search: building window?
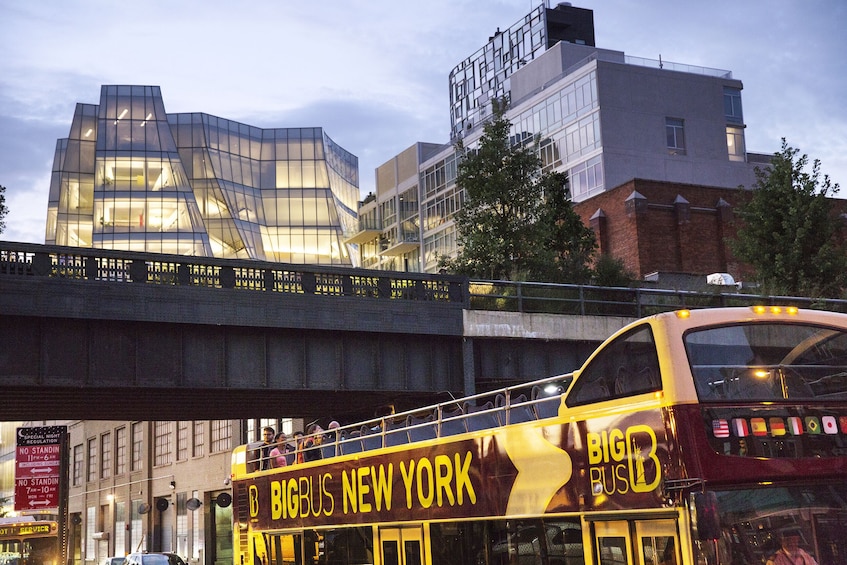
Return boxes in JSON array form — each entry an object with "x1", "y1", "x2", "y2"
[
  {"x1": 177, "y1": 421, "x2": 189, "y2": 461},
  {"x1": 100, "y1": 432, "x2": 111, "y2": 479},
  {"x1": 72, "y1": 445, "x2": 83, "y2": 487},
  {"x1": 131, "y1": 422, "x2": 143, "y2": 472},
  {"x1": 115, "y1": 427, "x2": 126, "y2": 475},
  {"x1": 130, "y1": 501, "x2": 143, "y2": 553},
  {"x1": 726, "y1": 126, "x2": 746, "y2": 162},
  {"x1": 154, "y1": 421, "x2": 173, "y2": 466},
  {"x1": 570, "y1": 155, "x2": 605, "y2": 199},
  {"x1": 192, "y1": 421, "x2": 205, "y2": 457},
  {"x1": 724, "y1": 87, "x2": 743, "y2": 124},
  {"x1": 211, "y1": 420, "x2": 232, "y2": 453},
  {"x1": 177, "y1": 492, "x2": 188, "y2": 557},
  {"x1": 666, "y1": 118, "x2": 686, "y2": 154},
  {"x1": 86, "y1": 438, "x2": 96, "y2": 483},
  {"x1": 114, "y1": 501, "x2": 126, "y2": 556},
  {"x1": 86, "y1": 506, "x2": 96, "y2": 559}
]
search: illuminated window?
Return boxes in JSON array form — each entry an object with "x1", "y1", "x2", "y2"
[{"x1": 727, "y1": 126, "x2": 746, "y2": 162}]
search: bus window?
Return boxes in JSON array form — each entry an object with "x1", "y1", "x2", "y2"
[
  {"x1": 593, "y1": 521, "x2": 630, "y2": 565},
  {"x1": 685, "y1": 322, "x2": 847, "y2": 401},
  {"x1": 319, "y1": 527, "x2": 373, "y2": 565},
  {"x1": 381, "y1": 540, "x2": 399, "y2": 565},
  {"x1": 379, "y1": 527, "x2": 423, "y2": 565},
  {"x1": 262, "y1": 533, "x2": 296, "y2": 565},
  {"x1": 429, "y1": 521, "x2": 488, "y2": 565},
  {"x1": 640, "y1": 535, "x2": 676, "y2": 565},
  {"x1": 403, "y1": 540, "x2": 422, "y2": 565},
  {"x1": 567, "y1": 324, "x2": 660, "y2": 406}
]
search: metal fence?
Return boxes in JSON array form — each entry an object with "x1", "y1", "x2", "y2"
[
  {"x1": 0, "y1": 243, "x2": 465, "y2": 304},
  {"x1": 467, "y1": 279, "x2": 847, "y2": 317},
  {"x1": 4, "y1": 242, "x2": 847, "y2": 317}
]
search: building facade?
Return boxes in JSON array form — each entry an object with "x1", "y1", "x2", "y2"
[
  {"x1": 62, "y1": 419, "x2": 292, "y2": 565},
  {"x1": 348, "y1": 4, "x2": 763, "y2": 276},
  {"x1": 46, "y1": 85, "x2": 360, "y2": 265}
]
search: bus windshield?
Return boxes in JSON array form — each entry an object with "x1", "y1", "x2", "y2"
[{"x1": 685, "y1": 322, "x2": 847, "y2": 401}]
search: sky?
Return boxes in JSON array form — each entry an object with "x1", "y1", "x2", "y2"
[{"x1": 1, "y1": 0, "x2": 845, "y2": 244}]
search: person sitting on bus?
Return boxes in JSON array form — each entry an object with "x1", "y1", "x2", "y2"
[
  {"x1": 293, "y1": 431, "x2": 305, "y2": 464},
  {"x1": 766, "y1": 528, "x2": 817, "y2": 565},
  {"x1": 268, "y1": 432, "x2": 289, "y2": 468},
  {"x1": 303, "y1": 423, "x2": 324, "y2": 462}
]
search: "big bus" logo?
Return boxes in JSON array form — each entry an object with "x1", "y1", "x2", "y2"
[{"x1": 586, "y1": 424, "x2": 660, "y2": 496}]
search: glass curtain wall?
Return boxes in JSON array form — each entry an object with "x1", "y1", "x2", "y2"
[{"x1": 46, "y1": 85, "x2": 359, "y2": 265}]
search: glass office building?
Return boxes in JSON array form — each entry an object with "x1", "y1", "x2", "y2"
[{"x1": 46, "y1": 85, "x2": 359, "y2": 264}]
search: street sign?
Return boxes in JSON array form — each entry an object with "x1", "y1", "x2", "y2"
[{"x1": 15, "y1": 425, "x2": 67, "y2": 511}]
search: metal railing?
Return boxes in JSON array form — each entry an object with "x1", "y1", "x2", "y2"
[
  {"x1": 0, "y1": 242, "x2": 466, "y2": 304},
  {"x1": 245, "y1": 373, "x2": 571, "y2": 467},
  {"x1": 467, "y1": 279, "x2": 847, "y2": 317},
  {"x1": 4, "y1": 241, "x2": 847, "y2": 317}
]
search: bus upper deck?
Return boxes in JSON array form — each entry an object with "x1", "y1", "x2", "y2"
[
  {"x1": 236, "y1": 306, "x2": 847, "y2": 476},
  {"x1": 231, "y1": 306, "x2": 847, "y2": 565}
]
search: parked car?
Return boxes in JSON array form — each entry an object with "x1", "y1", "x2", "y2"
[
  {"x1": 102, "y1": 558, "x2": 126, "y2": 565},
  {"x1": 124, "y1": 553, "x2": 186, "y2": 565}
]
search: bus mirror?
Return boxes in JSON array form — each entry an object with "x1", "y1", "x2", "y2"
[{"x1": 690, "y1": 491, "x2": 720, "y2": 540}]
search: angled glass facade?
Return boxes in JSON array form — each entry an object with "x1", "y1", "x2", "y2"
[{"x1": 46, "y1": 85, "x2": 359, "y2": 264}]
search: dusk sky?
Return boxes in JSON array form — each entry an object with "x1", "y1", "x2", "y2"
[{"x1": 1, "y1": 0, "x2": 845, "y2": 243}]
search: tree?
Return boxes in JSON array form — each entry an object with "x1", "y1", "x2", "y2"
[
  {"x1": 591, "y1": 253, "x2": 635, "y2": 287},
  {"x1": 535, "y1": 171, "x2": 597, "y2": 284},
  {"x1": 731, "y1": 139, "x2": 845, "y2": 297},
  {"x1": 0, "y1": 184, "x2": 8, "y2": 235},
  {"x1": 441, "y1": 99, "x2": 596, "y2": 282}
]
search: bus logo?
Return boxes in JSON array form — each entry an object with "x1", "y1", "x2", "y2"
[{"x1": 587, "y1": 424, "x2": 660, "y2": 496}]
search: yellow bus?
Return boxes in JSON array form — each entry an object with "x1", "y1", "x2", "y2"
[
  {"x1": 0, "y1": 516, "x2": 59, "y2": 565},
  {"x1": 231, "y1": 306, "x2": 847, "y2": 565}
]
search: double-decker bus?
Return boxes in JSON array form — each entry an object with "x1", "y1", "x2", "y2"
[
  {"x1": 0, "y1": 516, "x2": 59, "y2": 565},
  {"x1": 230, "y1": 306, "x2": 847, "y2": 565}
]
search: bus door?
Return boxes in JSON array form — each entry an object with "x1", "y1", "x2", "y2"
[
  {"x1": 592, "y1": 519, "x2": 679, "y2": 565},
  {"x1": 378, "y1": 526, "x2": 426, "y2": 565}
]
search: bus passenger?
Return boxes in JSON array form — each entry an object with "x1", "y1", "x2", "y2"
[
  {"x1": 293, "y1": 431, "x2": 305, "y2": 464},
  {"x1": 259, "y1": 427, "x2": 275, "y2": 470},
  {"x1": 304, "y1": 423, "x2": 324, "y2": 462},
  {"x1": 268, "y1": 433, "x2": 289, "y2": 468}
]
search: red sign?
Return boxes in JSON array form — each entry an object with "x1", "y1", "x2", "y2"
[
  {"x1": 14, "y1": 476, "x2": 60, "y2": 510},
  {"x1": 15, "y1": 426, "x2": 66, "y2": 511}
]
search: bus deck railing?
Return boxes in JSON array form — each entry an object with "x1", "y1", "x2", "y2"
[{"x1": 246, "y1": 373, "x2": 573, "y2": 470}]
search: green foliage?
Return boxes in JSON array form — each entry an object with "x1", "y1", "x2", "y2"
[
  {"x1": 591, "y1": 253, "x2": 635, "y2": 287},
  {"x1": 731, "y1": 139, "x2": 844, "y2": 297},
  {"x1": 535, "y1": 171, "x2": 597, "y2": 283},
  {"x1": 0, "y1": 184, "x2": 7, "y2": 235},
  {"x1": 440, "y1": 99, "x2": 596, "y2": 282}
]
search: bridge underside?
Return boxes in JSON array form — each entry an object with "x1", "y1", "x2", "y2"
[{"x1": 0, "y1": 314, "x2": 464, "y2": 421}]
